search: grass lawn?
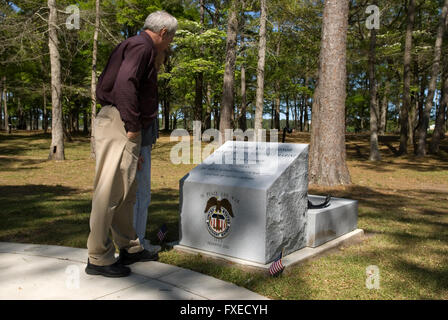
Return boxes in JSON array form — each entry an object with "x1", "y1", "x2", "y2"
[{"x1": 0, "y1": 130, "x2": 447, "y2": 299}]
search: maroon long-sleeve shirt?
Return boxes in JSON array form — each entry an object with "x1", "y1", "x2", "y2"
[{"x1": 96, "y1": 31, "x2": 158, "y2": 132}]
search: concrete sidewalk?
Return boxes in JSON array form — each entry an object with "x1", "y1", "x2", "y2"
[{"x1": 0, "y1": 242, "x2": 268, "y2": 300}]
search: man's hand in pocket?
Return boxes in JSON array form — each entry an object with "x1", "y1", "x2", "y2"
[{"x1": 127, "y1": 131, "x2": 140, "y2": 141}]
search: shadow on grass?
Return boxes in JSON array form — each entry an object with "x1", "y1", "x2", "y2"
[
  {"x1": 394, "y1": 259, "x2": 448, "y2": 298},
  {"x1": 308, "y1": 184, "x2": 448, "y2": 297},
  {"x1": 0, "y1": 132, "x2": 51, "y2": 141},
  {"x1": 0, "y1": 157, "x2": 48, "y2": 172},
  {"x1": 344, "y1": 133, "x2": 448, "y2": 166},
  {"x1": 353, "y1": 159, "x2": 448, "y2": 173},
  {"x1": 0, "y1": 131, "x2": 90, "y2": 157},
  {"x1": 357, "y1": 242, "x2": 448, "y2": 297},
  {"x1": 0, "y1": 185, "x2": 183, "y2": 249},
  {"x1": 0, "y1": 132, "x2": 50, "y2": 156},
  {"x1": 0, "y1": 184, "x2": 91, "y2": 246},
  {"x1": 310, "y1": 185, "x2": 448, "y2": 225}
]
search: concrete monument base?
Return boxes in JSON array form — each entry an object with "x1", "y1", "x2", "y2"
[
  {"x1": 307, "y1": 195, "x2": 358, "y2": 248},
  {"x1": 175, "y1": 193, "x2": 362, "y2": 271},
  {"x1": 174, "y1": 228, "x2": 364, "y2": 272}
]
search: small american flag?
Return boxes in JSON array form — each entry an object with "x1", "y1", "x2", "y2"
[
  {"x1": 269, "y1": 250, "x2": 284, "y2": 276},
  {"x1": 157, "y1": 224, "x2": 168, "y2": 243}
]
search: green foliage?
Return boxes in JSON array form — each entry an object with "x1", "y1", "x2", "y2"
[{"x1": 0, "y1": 0, "x2": 445, "y2": 133}]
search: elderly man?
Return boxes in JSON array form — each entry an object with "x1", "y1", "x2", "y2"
[{"x1": 86, "y1": 11, "x2": 177, "y2": 278}]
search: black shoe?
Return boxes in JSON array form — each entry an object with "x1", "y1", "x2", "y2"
[
  {"x1": 118, "y1": 248, "x2": 159, "y2": 265},
  {"x1": 85, "y1": 259, "x2": 131, "y2": 278}
]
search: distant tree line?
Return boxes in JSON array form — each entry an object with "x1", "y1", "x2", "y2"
[{"x1": 0, "y1": 0, "x2": 447, "y2": 184}]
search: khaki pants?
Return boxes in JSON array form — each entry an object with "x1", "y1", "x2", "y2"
[{"x1": 87, "y1": 105, "x2": 144, "y2": 266}]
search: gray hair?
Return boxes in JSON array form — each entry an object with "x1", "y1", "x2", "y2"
[{"x1": 143, "y1": 11, "x2": 178, "y2": 37}]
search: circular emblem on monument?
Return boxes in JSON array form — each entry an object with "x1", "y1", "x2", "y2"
[{"x1": 204, "y1": 197, "x2": 234, "y2": 239}]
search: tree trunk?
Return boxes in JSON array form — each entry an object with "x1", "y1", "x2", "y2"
[
  {"x1": 63, "y1": 115, "x2": 73, "y2": 142},
  {"x1": 408, "y1": 99, "x2": 416, "y2": 145},
  {"x1": 35, "y1": 107, "x2": 39, "y2": 130},
  {"x1": 232, "y1": 100, "x2": 236, "y2": 128},
  {"x1": 369, "y1": 26, "x2": 381, "y2": 161},
  {"x1": 17, "y1": 97, "x2": 25, "y2": 130},
  {"x1": 76, "y1": 107, "x2": 80, "y2": 133},
  {"x1": 416, "y1": 0, "x2": 448, "y2": 157},
  {"x1": 28, "y1": 105, "x2": 32, "y2": 131},
  {"x1": 300, "y1": 97, "x2": 305, "y2": 131},
  {"x1": 204, "y1": 83, "x2": 212, "y2": 129},
  {"x1": 254, "y1": 0, "x2": 267, "y2": 136},
  {"x1": 0, "y1": 84, "x2": 2, "y2": 131},
  {"x1": 90, "y1": 0, "x2": 100, "y2": 159},
  {"x1": 445, "y1": 103, "x2": 448, "y2": 135},
  {"x1": 30, "y1": 107, "x2": 34, "y2": 130},
  {"x1": 413, "y1": 72, "x2": 426, "y2": 148},
  {"x1": 35, "y1": 106, "x2": 38, "y2": 130},
  {"x1": 379, "y1": 80, "x2": 389, "y2": 135},
  {"x1": 48, "y1": 0, "x2": 65, "y2": 159},
  {"x1": 202, "y1": 0, "x2": 213, "y2": 131},
  {"x1": 34, "y1": 107, "x2": 38, "y2": 130},
  {"x1": 194, "y1": 0, "x2": 205, "y2": 129},
  {"x1": 296, "y1": 96, "x2": 301, "y2": 131},
  {"x1": 286, "y1": 95, "x2": 290, "y2": 129},
  {"x1": 16, "y1": 99, "x2": 22, "y2": 129},
  {"x1": 430, "y1": 51, "x2": 448, "y2": 153},
  {"x1": 164, "y1": 99, "x2": 170, "y2": 131},
  {"x1": 194, "y1": 74, "x2": 203, "y2": 125},
  {"x1": 213, "y1": 107, "x2": 220, "y2": 130},
  {"x1": 293, "y1": 96, "x2": 298, "y2": 130},
  {"x1": 83, "y1": 108, "x2": 88, "y2": 135},
  {"x1": 42, "y1": 102, "x2": 48, "y2": 134},
  {"x1": 0, "y1": 81, "x2": 2, "y2": 131},
  {"x1": 408, "y1": 61, "x2": 418, "y2": 146},
  {"x1": 304, "y1": 75, "x2": 310, "y2": 132},
  {"x1": 274, "y1": 90, "x2": 280, "y2": 129},
  {"x1": 173, "y1": 112, "x2": 178, "y2": 129},
  {"x1": 430, "y1": 80, "x2": 447, "y2": 154},
  {"x1": 161, "y1": 100, "x2": 166, "y2": 130},
  {"x1": 239, "y1": 62, "x2": 247, "y2": 131},
  {"x1": 42, "y1": 84, "x2": 47, "y2": 133},
  {"x1": 219, "y1": 0, "x2": 239, "y2": 141},
  {"x1": 399, "y1": 0, "x2": 416, "y2": 155},
  {"x1": 70, "y1": 109, "x2": 76, "y2": 133},
  {"x1": 164, "y1": 56, "x2": 172, "y2": 131},
  {"x1": 303, "y1": 78, "x2": 312, "y2": 132},
  {"x1": 310, "y1": 81, "x2": 320, "y2": 160},
  {"x1": 304, "y1": 102, "x2": 309, "y2": 132},
  {"x1": 68, "y1": 109, "x2": 72, "y2": 134},
  {"x1": 274, "y1": 40, "x2": 281, "y2": 130},
  {"x1": 408, "y1": 66, "x2": 415, "y2": 144},
  {"x1": 309, "y1": 0, "x2": 351, "y2": 186},
  {"x1": 2, "y1": 76, "x2": 7, "y2": 132}
]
